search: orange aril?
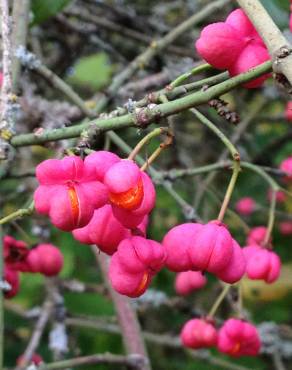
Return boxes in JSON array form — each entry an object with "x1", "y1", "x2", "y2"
[
  {"x1": 134, "y1": 271, "x2": 150, "y2": 296},
  {"x1": 109, "y1": 179, "x2": 143, "y2": 211},
  {"x1": 230, "y1": 342, "x2": 241, "y2": 354},
  {"x1": 68, "y1": 186, "x2": 80, "y2": 226}
]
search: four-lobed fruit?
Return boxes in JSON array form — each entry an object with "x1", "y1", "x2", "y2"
[
  {"x1": 181, "y1": 319, "x2": 217, "y2": 349},
  {"x1": 217, "y1": 318, "x2": 261, "y2": 357},
  {"x1": 175, "y1": 271, "x2": 207, "y2": 296},
  {"x1": 196, "y1": 9, "x2": 270, "y2": 88},
  {"x1": 109, "y1": 236, "x2": 166, "y2": 298}
]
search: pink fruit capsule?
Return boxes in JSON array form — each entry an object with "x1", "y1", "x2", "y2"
[
  {"x1": 104, "y1": 160, "x2": 144, "y2": 211},
  {"x1": 246, "y1": 226, "x2": 270, "y2": 246},
  {"x1": 84, "y1": 150, "x2": 120, "y2": 181},
  {"x1": 243, "y1": 245, "x2": 281, "y2": 283},
  {"x1": 34, "y1": 156, "x2": 108, "y2": 231},
  {"x1": 279, "y1": 221, "x2": 292, "y2": 236},
  {"x1": 267, "y1": 189, "x2": 286, "y2": 203},
  {"x1": 73, "y1": 205, "x2": 131, "y2": 255},
  {"x1": 216, "y1": 239, "x2": 246, "y2": 284},
  {"x1": 196, "y1": 22, "x2": 245, "y2": 69},
  {"x1": 195, "y1": 8, "x2": 270, "y2": 89},
  {"x1": 162, "y1": 223, "x2": 203, "y2": 272},
  {"x1": 280, "y1": 156, "x2": 292, "y2": 181},
  {"x1": 228, "y1": 42, "x2": 270, "y2": 88},
  {"x1": 188, "y1": 220, "x2": 233, "y2": 274},
  {"x1": 217, "y1": 318, "x2": 261, "y2": 357},
  {"x1": 103, "y1": 159, "x2": 156, "y2": 229},
  {"x1": 235, "y1": 197, "x2": 256, "y2": 216},
  {"x1": 226, "y1": 9, "x2": 264, "y2": 44},
  {"x1": 285, "y1": 102, "x2": 292, "y2": 122},
  {"x1": 27, "y1": 244, "x2": 64, "y2": 276},
  {"x1": 181, "y1": 319, "x2": 217, "y2": 349},
  {"x1": 3, "y1": 235, "x2": 30, "y2": 272},
  {"x1": 109, "y1": 236, "x2": 166, "y2": 298},
  {"x1": 175, "y1": 271, "x2": 207, "y2": 296},
  {"x1": 73, "y1": 205, "x2": 148, "y2": 255}
]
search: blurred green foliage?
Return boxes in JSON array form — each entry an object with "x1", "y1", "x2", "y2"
[
  {"x1": 67, "y1": 53, "x2": 113, "y2": 91},
  {"x1": 31, "y1": 0, "x2": 72, "y2": 26}
]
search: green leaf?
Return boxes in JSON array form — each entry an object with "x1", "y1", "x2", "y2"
[
  {"x1": 31, "y1": 0, "x2": 72, "y2": 26},
  {"x1": 67, "y1": 53, "x2": 112, "y2": 91}
]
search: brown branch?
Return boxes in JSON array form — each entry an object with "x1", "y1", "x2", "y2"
[
  {"x1": 95, "y1": 251, "x2": 151, "y2": 370},
  {"x1": 39, "y1": 353, "x2": 147, "y2": 370},
  {"x1": 16, "y1": 299, "x2": 53, "y2": 369}
]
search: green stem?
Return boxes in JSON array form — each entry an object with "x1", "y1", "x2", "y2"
[
  {"x1": 208, "y1": 284, "x2": 231, "y2": 318},
  {"x1": 169, "y1": 63, "x2": 212, "y2": 88},
  {"x1": 263, "y1": 187, "x2": 277, "y2": 247},
  {"x1": 239, "y1": 162, "x2": 280, "y2": 246},
  {"x1": 128, "y1": 127, "x2": 167, "y2": 160},
  {"x1": 217, "y1": 162, "x2": 241, "y2": 222},
  {"x1": 159, "y1": 162, "x2": 228, "y2": 180},
  {"x1": 205, "y1": 186, "x2": 250, "y2": 234},
  {"x1": 191, "y1": 108, "x2": 241, "y2": 221},
  {"x1": 140, "y1": 132, "x2": 173, "y2": 171},
  {"x1": 0, "y1": 201, "x2": 34, "y2": 225},
  {"x1": 10, "y1": 61, "x2": 272, "y2": 147},
  {"x1": 241, "y1": 161, "x2": 279, "y2": 190},
  {"x1": 191, "y1": 108, "x2": 239, "y2": 160}
]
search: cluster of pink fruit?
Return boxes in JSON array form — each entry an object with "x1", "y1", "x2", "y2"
[
  {"x1": 33, "y1": 150, "x2": 283, "y2": 358},
  {"x1": 34, "y1": 152, "x2": 158, "y2": 297},
  {"x1": 196, "y1": 9, "x2": 270, "y2": 88},
  {"x1": 174, "y1": 224, "x2": 280, "y2": 297},
  {"x1": 181, "y1": 318, "x2": 260, "y2": 357},
  {"x1": 3, "y1": 236, "x2": 63, "y2": 299},
  {"x1": 172, "y1": 223, "x2": 280, "y2": 356},
  {"x1": 169, "y1": 222, "x2": 280, "y2": 287}
]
